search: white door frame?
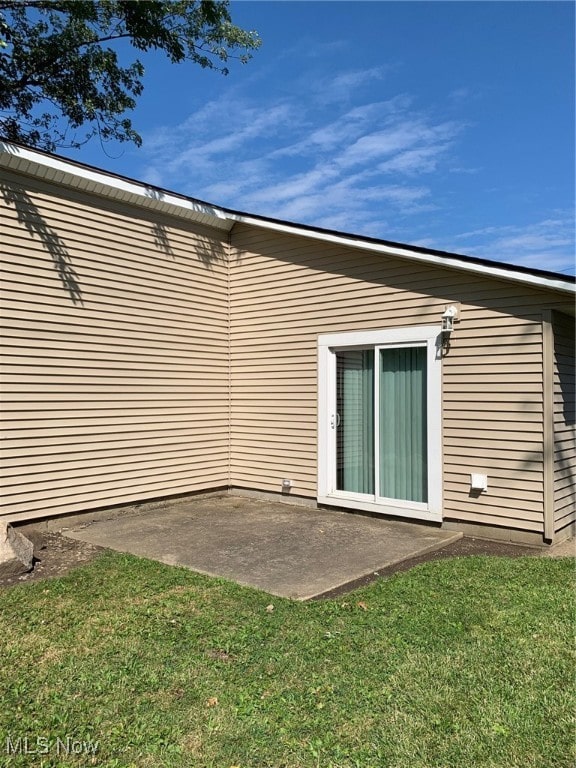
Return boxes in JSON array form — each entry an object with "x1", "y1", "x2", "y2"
[{"x1": 317, "y1": 326, "x2": 443, "y2": 523}]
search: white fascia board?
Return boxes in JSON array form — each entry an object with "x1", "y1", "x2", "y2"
[
  {"x1": 229, "y1": 212, "x2": 576, "y2": 296},
  {"x1": 0, "y1": 141, "x2": 232, "y2": 231}
]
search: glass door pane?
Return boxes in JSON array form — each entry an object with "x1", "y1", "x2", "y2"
[
  {"x1": 336, "y1": 350, "x2": 374, "y2": 494},
  {"x1": 379, "y1": 347, "x2": 427, "y2": 502}
]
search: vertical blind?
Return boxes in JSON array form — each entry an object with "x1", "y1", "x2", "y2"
[
  {"x1": 336, "y1": 350, "x2": 374, "y2": 494},
  {"x1": 379, "y1": 347, "x2": 428, "y2": 502},
  {"x1": 335, "y1": 346, "x2": 427, "y2": 503}
]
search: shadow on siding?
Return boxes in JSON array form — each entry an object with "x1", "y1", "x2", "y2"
[
  {"x1": 144, "y1": 185, "x2": 225, "y2": 267},
  {"x1": 1, "y1": 182, "x2": 83, "y2": 305}
]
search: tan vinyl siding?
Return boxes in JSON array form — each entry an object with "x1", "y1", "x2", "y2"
[
  {"x1": 228, "y1": 223, "x2": 565, "y2": 534},
  {"x1": 2, "y1": 164, "x2": 572, "y2": 538},
  {"x1": 0, "y1": 171, "x2": 229, "y2": 521},
  {"x1": 552, "y1": 312, "x2": 576, "y2": 533}
]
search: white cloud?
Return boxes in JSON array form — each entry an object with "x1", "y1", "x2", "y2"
[
  {"x1": 449, "y1": 216, "x2": 576, "y2": 274},
  {"x1": 140, "y1": 71, "x2": 552, "y2": 262},
  {"x1": 378, "y1": 145, "x2": 448, "y2": 176},
  {"x1": 140, "y1": 87, "x2": 463, "y2": 230},
  {"x1": 314, "y1": 66, "x2": 389, "y2": 104}
]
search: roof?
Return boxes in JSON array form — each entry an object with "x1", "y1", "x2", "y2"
[{"x1": 1, "y1": 139, "x2": 574, "y2": 295}]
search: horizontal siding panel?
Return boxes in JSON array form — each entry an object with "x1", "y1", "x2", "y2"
[
  {"x1": 231, "y1": 452, "x2": 316, "y2": 470},
  {"x1": 231, "y1": 348, "x2": 313, "y2": 360},
  {"x1": 0, "y1": 351, "x2": 226, "y2": 372},
  {"x1": 1, "y1": 474, "x2": 229, "y2": 520},
  {"x1": 230, "y1": 473, "x2": 316, "y2": 493},
  {"x1": 1, "y1": 458, "x2": 226, "y2": 500},
  {"x1": 0, "y1": 371, "x2": 227, "y2": 384},
  {"x1": 0, "y1": 271, "x2": 227, "y2": 322},
  {"x1": 554, "y1": 486, "x2": 575, "y2": 505},
  {"x1": 1, "y1": 280, "x2": 228, "y2": 327},
  {"x1": 231, "y1": 282, "x2": 546, "y2": 314},
  {"x1": 231, "y1": 245, "x2": 523, "y2": 288},
  {"x1": 233, "y1": 270, "x2": 542, "y2": 305},
  {"x1": 231, "y1": 442, "x2": 316, "y2": 459},
  {"x1": 1, "y1": 306, "x2": 226, "y2": 337},
  {"x1": 443, "y1": 507, "x2": 543, "y2": 532},
  {"x1": 445, "y1": 463, "x2": 543, "y2": 480},
  {"x1": 444, "y1": 389, "x2": 542, "y2": 401},
  {"x1": 443, "y1": 486, "x2": 543, "y2": 514},
  {"x1": 2, "y1": 428, "x2": 230, "y2": 452},
  {"x1": 1, "y1": 329, "x2": 228, "y2": 355},
  {"x1": 444, "y1": 481, "x2": 542, "y2": 504},
  {"x1": 555, "y1": 510, "x2": 576, "y2": 529},
  {"x1": 444, "y1": 426, "x2": 542, "y2": 441},
  {"x1": 232, "y1": 288, "x2": 433, "y2": 311},
  {"x1": 230, "y1": 420, "x2": 315, "y2": 434},
  {"x1": 553, "y1": 473, "x2": 576, "y2": 490},
  {"x1": 230, "y1": 366, "x2": 316, "y2": 379},
  {"x1": 1, "y1": 416, "x2": 229, "y2": 437},
  {"x1": 227, "y1": 390, "x2": 315, "y2": 401},
  {"x1": 444, "y1": 471, "x2": 543, "y2": 492},
  {"x1": 2, "y1": 214, "x2": 228, "y2": 265},
  {"x1": 444, "y1": 372, "x2": 543, "y2": 385},
  {"x1": 444, "y1": 402, "x2": 542, "y2": 416},
  {"x1": 439, "y1": 325, "x2": 541, "y2": 341},
  {"x1": 1, "y1": 246, "x2": 228, "y2": 302},
  {"x1": 554, "y1": 465, "x2": 576, "y2": 483},
  {"x1": 231, "y1": 309, "x2": 445, "y2": 331},
  {"x1": 443, "y1": 345, "x2": 541, "y2": 361},
  {"x1": 0, "y1": 392, "x2": 228, "y2": 404},
  {"x1": 2, "y1": 304, "x2": 227, "y2": 341},
  {"x1": 229, "y1": 467, "x2": 315, "y2": 487},
  {"x1": 2, "y1": 210, "x2": 228, "y2": 257},
  {"x1": 0, "y1": 355, "x2": 227, "y2": 372},
  {"x1": 0, "y1": 385, "x2": 228, "y2": 396},
  {"x1": 555, "y1": 443, "x2": 576, "y2": 459},
  {"x1": 232, "y1": 330, "x2": 541, "y2": 354},
  {"x1": 445, "y1": 361, "x2": 544, "y2": 375},
  {"x1": 1, "y1": 404, "x2": 228, "y2": 418},
  {"x1": 2, "y1": 189, "x2": 228, "y2": 270},
  {"x1": 232, "y1": 408, "x2": 316, "y2": 425},
  {"x1": 231, "y1": 383, "x2": 316, "y2": 394},
  {"x1": 1, "y1": 442, "x2": 228, "y2": 469}
]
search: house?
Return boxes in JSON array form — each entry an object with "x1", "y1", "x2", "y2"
[{"x1": 1, "y1": 140, "x2": 574, "y2": 545}]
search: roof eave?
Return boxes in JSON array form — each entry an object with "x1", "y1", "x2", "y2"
[
  {"x1": 228, "y1": 212, "x2": 576, "y2": 295},
  {"x1": 2, "y1": 140, "x2": 574, "y2": 295},
  {"x1": 0, "y1": 140, "x2": 232, "y2": 233}
]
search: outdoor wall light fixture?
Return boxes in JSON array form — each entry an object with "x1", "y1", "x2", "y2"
[{"x1": 441, "y1": 304, "x2": 459, "y2": 339}]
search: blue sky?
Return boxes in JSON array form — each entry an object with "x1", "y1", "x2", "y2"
[{"x1": 71, "y1": 1, "x2": 575, "y2": 275}]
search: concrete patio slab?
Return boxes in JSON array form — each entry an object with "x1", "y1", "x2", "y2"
[{"x1": 63, "y1": 495, "x2": 462, "y2": 600}]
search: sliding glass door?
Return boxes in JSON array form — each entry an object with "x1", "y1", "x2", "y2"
[{"x1": 318, "y1": 327, "x2": 441, "y2": 522}]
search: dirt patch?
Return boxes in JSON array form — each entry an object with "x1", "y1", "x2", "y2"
[{"x1": 0, "y1": 531, "x2": 104, "y2": 590}]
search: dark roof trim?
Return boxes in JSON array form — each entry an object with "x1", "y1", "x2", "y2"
[{"x1": 221, "y1": 204, "x2": 575, "y2": 285}]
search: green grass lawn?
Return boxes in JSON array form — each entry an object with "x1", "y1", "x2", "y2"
[{"x1": 0, "y1": 553, "x2": 574, "y2": 768}]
